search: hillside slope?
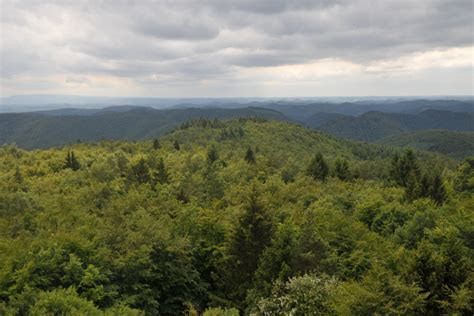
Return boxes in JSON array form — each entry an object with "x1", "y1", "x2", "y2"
[
  {"x1": 317, "y1": 110, "x2": 474, "y2": 142},
  {"x1": 378, "y1": 130, "x2": 474, "y2": 159}
]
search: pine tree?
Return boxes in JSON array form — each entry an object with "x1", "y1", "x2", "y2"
[
  {"x1": 245, "y1": 147, "x2": 256, "y2": 164},
  {"x1": 207, "y1": 145, "x2": 219, "y2": 164},
  {"x1": 154, "y1": 158, "x2": 169, "y2": 185},
  {"x1": 390, "y1": 149, "x2": 420, "y2": 187},
  {"x1": 404, "y1": 173, "x2": 420, "y2": 202},
  {"x1": 173, "y1": 140, "x2": 180, "y2": 151},
  {"x1": 153, "y1": 139, "x2": 161, "y2": 150},
  {"x1": 419, "y1": 175, "x2": 431, "y2": 198},
  {"x1": 307, "y1": 153, "x2": 329, "y2": 181},
  {"x1": 132, "y1": 158, "x2": 150, "y2": 184},
  {"x1": 430, "y1": 175, "x2": 447, "y2": 205},
  {"x1": 334, "y1": 158, "x2": 350, "y2": 181},
  {"x1": 222, "y1": 186, "x2": 274, "y2": 308},
  {"x1": 14, "y1": 166, "x2": 23, "y2": 183},
  {"x1": 64, "y1": 151, "x2": 81, "y2": 171}
]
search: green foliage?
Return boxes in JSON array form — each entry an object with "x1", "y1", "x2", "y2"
[
  {"x1": 307, "y1": 153, "x2": 329, "y2": 181},
  {"x1": 131, "y1": 158, "x2": 150, "y2": 184},
  {"x1": 454, "y1": 157, "x2": 474, "y2": 192},
  {"x1": 207, "y1": 144, "x2": 219, "y2": 164},
  {"x1": 152, "y1": 138, "x2": 161, "y2": 150},
  {"x1": 257, "y1": 274, "x2": 338, "y2": 315},
  {"x1": 173, "y1": 140, "x2": 181, "y2": 150},
  {"x1": 218, "y1": 186, "x2": 274, "y2": 309},
  {"x1": 334, "y1": 158, "x2": 350, "y2": 181},
  {"x1": 203, "y1": 307, "x2": 239, "y2": 316},
  {"x1": 0, "y1": 119, "x2": 471, "y2": 315},
  {"x1": 244, "y1": 146, "x2": 256, "y2": 164},
  {"x1": 154, "y1": 158, "x2": 169, "y2": 185},
  {"x1": 64, "y1": 150, "x2": 81, "y2": 171}
]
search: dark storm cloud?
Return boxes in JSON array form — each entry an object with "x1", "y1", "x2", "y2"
[{"x1": 1, "y1": 0, "x2": 472, "y2": 95}]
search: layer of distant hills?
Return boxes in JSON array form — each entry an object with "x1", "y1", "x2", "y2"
[{"x1": 1, "y1": 97, "x2": 473, "y2": 158}]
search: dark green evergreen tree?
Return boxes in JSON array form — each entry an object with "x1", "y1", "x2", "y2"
[
  {"x1": 14, "y1": 166, "x2": 23, "y2": 183},
  {"x1": 173, "y1": 140, "x2": 180, "y2": 151},
  {"x1": 132, "y1": 158, "x2": 150, "y2": 184},
  {"x1": 245, "y1": 147, "x2": 256, "y2": 164},
  {"x1": 430, "y1": 175, "x2": 447, "y2": 205},
  {"x1": 207, "y1": 145, "x2": 219, "y2": 164},
  {"x1": 154, "y1": 158, "x2": 169, "y2": 185},
  {"x1": 390, "y1": 149, "x2": 420, "y2": 187},
  {"x1": 404, "y1": 173, "x2": 421, "y2": 202},
  {"x1": 307, "y1": 153, "x2": 329, "y2": 181},
  {"x1": 221, "y1": 186, "x2": 274, "y2": 309},
  {"x1": 64, "y1": 151, "x2": 81, "y2": 171},
  {"x1": 419, "y1": 174, "x2": 431, "y2": 198},
  {"x1": 153, "y1": 139, "x2": 161, "y2": 150},
  {"x1": 334, "y1": 158, "x2": 350, "y2": 181}
]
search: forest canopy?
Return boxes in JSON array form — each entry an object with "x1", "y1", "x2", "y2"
[{"x1": 0, "y1": 119, "x2": 472, "y2": 315}]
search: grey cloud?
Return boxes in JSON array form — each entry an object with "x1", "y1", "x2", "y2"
[{"x1": 0, "y1": 0, "x2": 472, "y2": 95}]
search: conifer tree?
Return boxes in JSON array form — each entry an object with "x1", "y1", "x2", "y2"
[
  {"x1": 132, "y1": 158, "x2": 150, "y2": 184},
  {"x1": 14, "y1": 166, "x2": 23, "y2": 183},
  {"x1": 222, "y1": 186, "x2": 274, "y2": 308},
  {"x1": 390, "y1": 149, "x2": 420, "y2": 187},
  {"x1": 153, "y1": 139, "x2": 161, "y2": 150},
  {"x1": 307, "y1": 153, "x2": 329, "y2": 181},
  {"x1": 154, "y1": 158, "x2": 169, "y2": 185},
  {"x1": 207, "y1": 145, "x2": 219, "y2": 164},
  {"x1": 430, "y1": 175, "x2": 447, "y2": 205},
  {"x1": 404, "y1": 173, "x2": 421, "y2": 202},
  {"x1": 245, "y1": 147, "x2": 256, "y2": 164},
  {"x1": 173, "y1": 140, "x2": 180, "y2": 151},
  {"x1": 419, "y1": 175, "x2": 431, "y2": 198},
  {"x1": 334, "y1": 158, "x2": 350, "y2": 181},
  {"x1": 64, "y1": 151, "x2": 81, "y2": 171}
]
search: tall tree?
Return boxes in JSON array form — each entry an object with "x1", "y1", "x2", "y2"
[
  {"x1": 430, "y1": 175, "x2": 447, "y2": 205},
  {"x1": 64, "y1": 151, "x2": 81, "y2": 171},
  {"x1": 221, "y1": 186, "x2": 274, "y2": 309},
  {"x1": 390, "y1": 149, "x2": 420, "y2": 187},
  {"x1": 14, "y1": 166, "x2": 23, "y2": 183},
  {"x1": 245, "y1": 147, "x2": 256, "y2": 164},
  {"x1": 153, "y1": 139, "x2": 161, "y2": 150},
  {"x1": 154, "y1": 158, "x2": 169, "y2": 185},
  {"x1": 132, "y1": 158, "x2": 150, "y2": 184},
  {"x1": 307, "y1": 153, "x2": 329, "y2": 181},
  {"x1": 207, "y1": 145, "x2": 219, "y2": 165},
  {"x1": 173, "y1": 140, "x2": 180, "y2": 151},
  {"x1": 334, "y1": 158, "x2": 350, "y2": 181}
]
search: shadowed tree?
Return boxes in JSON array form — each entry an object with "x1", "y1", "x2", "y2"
[
  {"x1": 64, "y1": 151, "x2": 81, "y2": 171},
  {"x1": 245, "y1": 147, "x2": 256, "y2": 164},
  {"x1": 307, "y1": 153, "x2": 329, "y2": 181},
  {"x1": 335, "y1": 158, "x2": 350, "y2": 181}
]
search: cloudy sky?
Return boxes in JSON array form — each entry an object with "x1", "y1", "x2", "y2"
[{"x1": 1, "y1": 0, "x2": 473, "y2": 97}]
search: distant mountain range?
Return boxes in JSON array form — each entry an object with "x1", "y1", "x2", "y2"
[{"x1": 1, "y1": 98, "x2": 473, "y2": 158}]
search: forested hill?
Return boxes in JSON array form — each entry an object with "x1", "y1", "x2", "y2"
[
  {"x1": 0, "y1": 106, "x2": 287, "y2": 149},
  {"x1": 314, "y1": 110, "x2": 474, "y2": 142},
  {"x1": 1, "y1": 119, "x2": 472, "y2": 315},
  {"x1": 378, "y1": 130, "x2": 474, "y2": 160}
]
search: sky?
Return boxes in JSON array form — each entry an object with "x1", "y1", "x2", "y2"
[{"x1": 1, "y1": 0, "x2": 473, "y2": 97}]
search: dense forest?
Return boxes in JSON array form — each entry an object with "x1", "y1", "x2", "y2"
[
  {"x1": 0, "y1": 118, "x2": 472, "y2": 315},
  {"x1": 1, "y1": 100, "x2": 473, "y2": 161}
]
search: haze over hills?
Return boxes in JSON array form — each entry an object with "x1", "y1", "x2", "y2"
[
  {"x1": 0, "y1": 98, "x2": 473, "y2": 158},
  {"x1": 1, "y1": 98, "x2": 473, "y2": 159}
]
